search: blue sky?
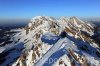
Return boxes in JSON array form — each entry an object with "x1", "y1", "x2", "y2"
[{"x1": 0, "y1": 0, "x2": 100, "y2": 19}]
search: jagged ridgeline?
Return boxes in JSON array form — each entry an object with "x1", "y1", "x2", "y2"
[{"x1": 0, "y1": 16, "x2": 100, "y2": 66}]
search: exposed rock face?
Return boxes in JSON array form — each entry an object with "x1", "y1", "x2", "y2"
[
  {"x1": 25, "y1": 16, "x2": 59, "y2": 35},
  {"x1": 0, "y1": 16, "x2": 100, "y2": 66},
  {"x1": 59, "y1": 17, "x2": 94, "y2": 43}
]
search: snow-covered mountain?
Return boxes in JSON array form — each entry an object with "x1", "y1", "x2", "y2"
[{"x1": 0, "y1": 16, "x2": 100, "y2": 66}]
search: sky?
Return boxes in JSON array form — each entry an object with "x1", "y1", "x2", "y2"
[{"x1": 0, "y1": 0, "x2": 100, "y2": 19}]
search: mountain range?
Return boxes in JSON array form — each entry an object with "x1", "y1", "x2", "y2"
[{"x1": 0, "y1": 16, "x2": 100, "y2": 66}]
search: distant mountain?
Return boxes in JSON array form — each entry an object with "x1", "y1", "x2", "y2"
[
  {"x1": 81, "y1": 17, "x2": 100, "y2": 21},
  {"x1": 0, "y1": 19, "x2": 29, "y2": 28},
  {"x1": 0, "y1": 16, "x2": 100, "y2": 66}
]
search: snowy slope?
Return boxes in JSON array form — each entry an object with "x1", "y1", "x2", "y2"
[
  {"x1": 0, "y1": 16, "x2": 100, "y2": 66},
  {"x1": 34, "y1": 38, "x2": 66, "y2": 66}
]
